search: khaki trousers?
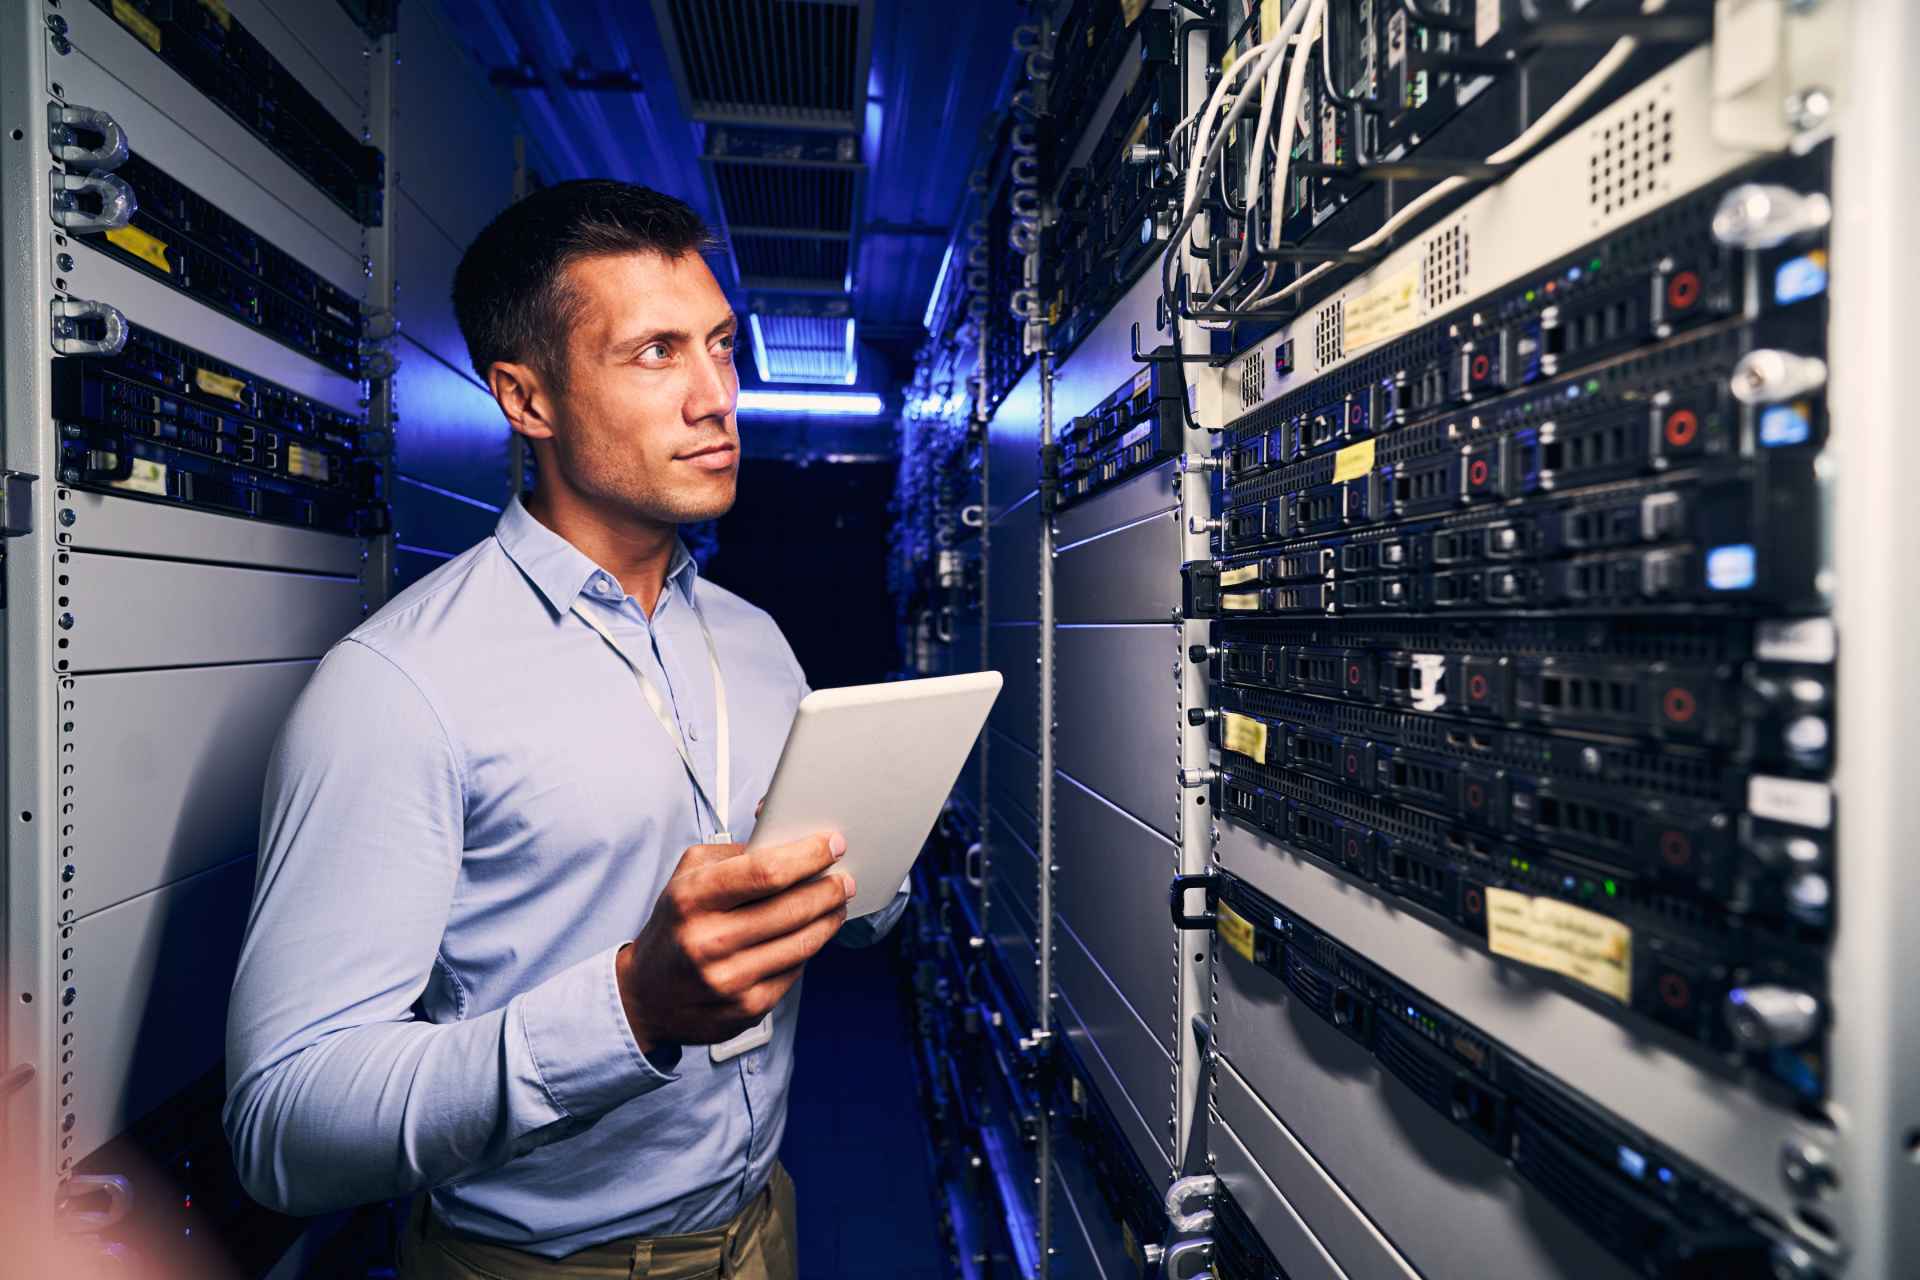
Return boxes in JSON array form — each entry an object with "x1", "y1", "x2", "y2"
[{"x1": 397, "y1": 1164, "x2": 798, "y2": 1280}]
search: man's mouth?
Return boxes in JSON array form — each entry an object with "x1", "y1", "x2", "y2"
[{"x1": 677, "y1": 443, "x2": 738, "y2": 471}]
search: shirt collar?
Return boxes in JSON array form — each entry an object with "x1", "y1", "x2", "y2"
[{"x1": 495, "y1": 496, "x2": 700, "y2": 617}]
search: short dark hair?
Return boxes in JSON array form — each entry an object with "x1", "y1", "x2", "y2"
[{"x1": 451, "y1": 179, "x2": 717, "y2": 389}]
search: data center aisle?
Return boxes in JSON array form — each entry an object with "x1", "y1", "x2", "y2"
[{"x1": 780, "y1": 938, "x2": 945, "y2": 1279}]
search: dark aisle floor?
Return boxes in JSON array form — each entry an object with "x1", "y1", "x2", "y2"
[{"x1": 780, "y1": 932, "x2": 946, "y2": 1280}]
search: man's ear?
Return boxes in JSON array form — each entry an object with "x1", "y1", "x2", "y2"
[{"x1": 488, "y1": 361, "x2": 557, "y2": 443}]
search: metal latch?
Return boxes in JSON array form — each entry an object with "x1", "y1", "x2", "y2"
[
  {"x1": 46, "y1": 103, "x2": 129, "y2": 172},
  {"x1": 0, "y1": 472, "x2": 36, "y2": 537},
  {"x1": 51, "y1": 168, "x2": 136, "y2": 233},
  {"x1": 50, "y1": 297, "x2": 127, "y2": 357}
]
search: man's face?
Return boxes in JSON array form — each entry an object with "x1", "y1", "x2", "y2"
[{"x1": 541, "y1": 250, "x2": 741, "y2": 525}]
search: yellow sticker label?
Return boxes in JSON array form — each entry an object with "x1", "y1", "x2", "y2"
[
  {"x1": 111, "y1": 0, "x2": 163, "y2": 52},
  {"x1": 1216, "y1": 901, "x2": 1257, "y2": 964},
  {"x1": 1120, "y1": 0, "x2": 1149, "y2": 26},
  {"x1": 1221, "y1": 591, "x2": 1263, "y2": 612},
  {"x1": 1220, "y1": 711, "x2": 1269, "y2": 764},
  {"x1": 194, "y1": 368, "x2": 247, "y2": 402},
  {"x1": 1485, "y1": 887, "x2": 1632, "y2": 1003},
  {"x1": 1343, "y1": 269, "x2": 1420, "y2": 353},
  {"x1": 105, "y1": 224, "x2": 173, "y2": 274},
  {"x1": 286, "y1": 445, "x2": 332, "y2": 483},
  {"x1": 1219, "y1": 563, "x2": 1262, "y2": 588},
  {"x1": 1332, "y1": 438, "x2": 1377, "y2": 483},
  {"x1": 110, "y1": 457, "x2": 168, "y2": 496},
  {"x1": 198, "y1": 0, "x2": 233, "y2": 28},
  {"x1": 1261, "y1": 0, "x2": 1285, "y2": 42}
]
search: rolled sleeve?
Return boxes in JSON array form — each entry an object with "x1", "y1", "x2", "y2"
[{"x1": 517, "y1": 943, "x2": 678, "y2": 1119}]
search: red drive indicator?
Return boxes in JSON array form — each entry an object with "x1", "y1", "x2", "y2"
[
  {"x1": 1663, "y1": 687, "x2": 1697, "y2": 724},
  {"x1": 1464, "y1": 886, "x2": 1485, "y2": 918},
  {"x1": 1347, "y1": 662, "x2": 1364, "y2": 687},
  {"x1": 1468, "y1": 673, "x2": 1491, "y2": 703},
  {"x1": 1667, "y1": 270, "x2": 1702, "y2": 312},
  {"x1": 1471, "y1": 352, "x2": 1491, "y2": 383},
  {"x1": 1345, "y1": 750, "x2": 1362, "y2": 778},
  {"x1": 1664, "y1": 408, "x2": 1699, "y2": 448},
  {"x1": 1469, "y1": 458, "x2": 1491, "y2": 487},
  {"x1": 1346, "y1": 835, "x2": 1363, "y2": 865},
  {"x1": 1658, "y1": 972, "x2": 1693, "y2": 1010},
  {"x1": 1465, "y1": 782, "x2": 1486, "y2": 810},
  {"x1": 1659, "y1": 830, "x2": 1693, "y2": 868}
]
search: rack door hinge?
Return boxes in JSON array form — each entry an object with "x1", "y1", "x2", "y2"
[{"x1": 0, "y1": 471, "x2": 37, "y2": 537}]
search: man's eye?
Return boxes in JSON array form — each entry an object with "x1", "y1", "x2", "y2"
[{"x1": 642, "y1": 343, "x2": 671, "y2": 361}]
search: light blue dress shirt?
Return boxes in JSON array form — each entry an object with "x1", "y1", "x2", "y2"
[{"x1": 223, "y1": 496, "x2": 908, "y2": 1256}]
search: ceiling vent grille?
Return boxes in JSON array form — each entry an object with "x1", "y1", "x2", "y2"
[
  {"x1": 654, "y1": 0, "x2": 874, "y2": 131},
  {"x1": 711, "y1": 160, "x2": 858, "y2": 234},
  {"x1": 750, "y1": 311, "x2": 857, "y2": 384},
  {"x1": 731, "y1": 234, "x2": 852, "y2": 291}
]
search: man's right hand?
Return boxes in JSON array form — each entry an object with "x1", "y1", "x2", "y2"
[{"x1": 615, "y1": 833, "x2": 854, "y2": 1053}]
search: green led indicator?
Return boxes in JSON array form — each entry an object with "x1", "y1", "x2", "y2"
[
  {"x1": 1525, "y1": 290, "x2": 1536, "y2": 303},
  {"x1": 1586, "y1": 379, "x2": 1600, "y2": 394},
  {"x1": 1589, "y1": 257, "x2": 1603, "y2": 272},
  {"x1": 1605, "y1": 879, "x2": 1618, "y2": 896}
]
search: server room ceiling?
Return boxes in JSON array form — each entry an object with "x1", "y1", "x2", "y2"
[{"x1": 439, "y1": 0, "x2": 1024, "y2": 419}]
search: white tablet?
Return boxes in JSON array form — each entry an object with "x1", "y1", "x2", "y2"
[{"x1": 747, "y1": 671, "x2": 1002, "y2": 917}]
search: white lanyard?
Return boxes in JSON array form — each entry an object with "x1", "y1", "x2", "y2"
[
  {"x1": 573, "y1": 591, "x2": 772, "y2": 1065},
  {"x1": 571, "y1": 594, "x2": 732, "y2": 842}
]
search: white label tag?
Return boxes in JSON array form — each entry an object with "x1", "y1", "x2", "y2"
[
  {"x1": 709, "y1": 1013, "x2": 773, "y2": 1063},
  {"x1": 1755, "y1": 617, "x2": 1836, "y2": 665},
  {"x1": 1748, "y1": 775, "x2": 1833, "y2": 830}
]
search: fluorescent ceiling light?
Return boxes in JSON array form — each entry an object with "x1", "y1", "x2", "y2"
[
  {"x1": 738, "y1": 390, "x2": 886, "y2": 417},
  {"x1": 923, "y1": 240, "x2": 955, "y2": 330},
  {"x1": 747, "y1": 313, "x2": 774, "y2": 384}
]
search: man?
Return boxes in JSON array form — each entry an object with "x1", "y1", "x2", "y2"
[{"x1": 224, "y1": 180, "x2": 907, "y2": 1279}]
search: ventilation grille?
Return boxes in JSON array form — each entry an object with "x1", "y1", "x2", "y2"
[
  {"x1": 1240, "y1": 347, "x2": 1269, "y2": 410},
  {"x1": 752, "y1": 313, "x2": 855, "y2": 383},
  {"x1": 1422, "y1": 222, "x2": 1469, "y2": 311},
  {"x1": 1588, "y1": 83, "x2": 1676, "y2": 223},
  {"x1": 660, "y1": 0, "x2": 870, "y2": 129},
  {"x1": 711, "y1": 160, "x2": 857, "y2": 233},
  {"x1": 1315, "y1": 301, "x2": 1345, "y2": 370},
  {"x1": 731, "y1": 234, "x2": 851, "y2": 289}
]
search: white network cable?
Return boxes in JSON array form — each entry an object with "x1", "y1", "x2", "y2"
[
  {"x1": 1195, "y1": 0, "x2": 1328, "y2": 315},
  {"x1": 1248, "y1": 0, "x2": 1671, "y2": 313}
]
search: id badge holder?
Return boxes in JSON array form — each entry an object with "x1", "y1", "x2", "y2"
[{"x1": 709, "y1": 1013, "x2": 773, "y2": 1063}]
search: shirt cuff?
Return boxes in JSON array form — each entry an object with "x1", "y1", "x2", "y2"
[
  {"x1": 517, "y1": 943, "x2": 679, "y2": 1121},
  {"x1": 836, "y1": 876, "x2": 912, "y2": 949}
]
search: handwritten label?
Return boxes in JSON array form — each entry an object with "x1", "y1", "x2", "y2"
[
  {"x1": 1343, "y1": 269, "x2": 1420, "y2": 352},
  {"x1": 1220, "y1": 712, "x2": 1269, "y2": 764},
  {"x1": 110, "y1": 457, "x2": 168, "y2": 497},
  {"x1": 1485, "y1": 888, "x2": 1631, "y2": 1003},
  {"x1": 1221, "y1": 591, "x2": 1263, "y2": 612},
  {"x1": 1332, "y1": 438, "x2": 1376, "y2": 483},
  {"x1": 1217, "y1": 901, "x2": 1256, "y2": 963},
  {"x1": 106, "y1": 224, "x2": 172, "y2": 273},
  {"x1": 194, "y1": 368, "x2": 247, "y2": 402},
  {"x1": 1219, "y1": 563, "x2": 1262, "y2": 588},
  {"x1": 112, "y1": 0, "x2": 163, "y2": 51}
]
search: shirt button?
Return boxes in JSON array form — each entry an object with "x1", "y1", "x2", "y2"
[
  {"x1": 686, "y1": 725, "x2": 698, "y2": 741},
  {"x1": 595, "y1": 578, "x2": 612, "y2": 595}
]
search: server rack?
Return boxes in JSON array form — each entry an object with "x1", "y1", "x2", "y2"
[
  {"x1": 2, "y1": 0, "x2": 531, "y2": 1265},
  {"x1": 894, "y1": 0, "x2": 1920, "y2": 1277}
]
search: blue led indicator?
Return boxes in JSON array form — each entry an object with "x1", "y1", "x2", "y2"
[
  {"x1": 1408, "y1": 1005, "x2": 1417, "y2": 1018},
  {"x1": 1707, "y1": 544, "x2": 1758, "y2": 591},
  {"x1": 1759, "y1": 403, "x2": 1812, "y2": 447},
  {"x1": 1657, "y1": 1167, "x2": 1675, "y2": 1185},
  {"x1": 1618, "y1": 1146, "x2": 1649, "y2": 1180},
  {"x1": 1566, "y1": 385, "x2": 1580, "y2": 400},
  {"x1": 1568, "y1": 266, "x2": 1583, "y2": 282},
  {"x1": 1774, "y1": 253, "x2": 1830, "y2": 306}
]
